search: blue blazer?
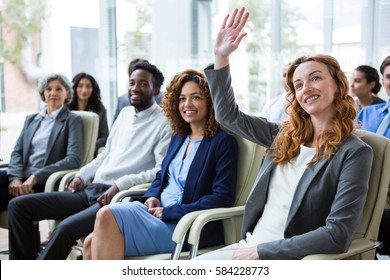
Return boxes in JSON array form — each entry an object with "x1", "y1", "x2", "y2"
[
  {"x1": 7, "y1": 107, "x2": 83, "y2": 186},
  {"x1": 143, "y1": 130, "x2": 238, "y2": 248}
]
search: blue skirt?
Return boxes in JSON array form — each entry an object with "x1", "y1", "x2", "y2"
[{"x1": 107, "y1": 201, "x2": 177, "y2": 257}]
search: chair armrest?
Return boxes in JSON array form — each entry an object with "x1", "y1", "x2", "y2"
[
  {"x1": 168, "y1": 209, "x2": 224, "y2": 260},
  {"x1": 185, "y1": 206, "x2": 245, "y2": 258},
  {"x1": 302, "y1": 238, "x2": 381, "y2": 260},
  {"x1": 187, "y1": 206, "x2": 245, "y2": 245},
  {"x1": 57, "y1": 170, "x2": 79, "y2": 191},
  {"x1": 44, "y1": 169, "x2": 79, "y2": 192},
  {"x1": 111, "y1": 183, "x2": 152, "y2": 203},
  {"x1": 129, "y1": 183, "x2": 151, "y2": 192}
]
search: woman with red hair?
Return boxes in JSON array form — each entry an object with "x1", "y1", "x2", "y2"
[{"x1": 196, "y1": 7, "x2": 373, "y2": 260}]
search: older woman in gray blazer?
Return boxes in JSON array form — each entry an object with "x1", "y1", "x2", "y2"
[
  {"x1": 0, "y1": 73, "x2": 83, "y2": 211},
  {"x1": 196, "y1": 8, "x2": 373, "y2": 260}
]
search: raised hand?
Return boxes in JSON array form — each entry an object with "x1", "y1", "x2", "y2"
[{"x1": 214, "y1": 7, "x2": 250, "y2": 69}]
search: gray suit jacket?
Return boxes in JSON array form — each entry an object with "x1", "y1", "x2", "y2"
[
  {"x1": 7, "y1": 107, "x2": 83, "y2": 186},
  {"x1": 205, "y1": 65, "x2": 373, "y2": 260}
]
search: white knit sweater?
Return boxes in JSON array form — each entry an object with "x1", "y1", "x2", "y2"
[{"x1": 76, "y1": 103, "x2": 171, "y2": 191}]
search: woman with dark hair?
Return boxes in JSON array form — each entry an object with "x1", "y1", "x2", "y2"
[
  {"x1": 0, "y1": 73, "x2": 83, "y2": 211},
  {"x1": 196, "y1": 7, "x2": 373, "y2": 260},
  {"x1": 82, "y1": 69, "x2": 238, "y2": 259},
  {"x1": 69, "y1": 73, "x2": 109, "y2": 153},
  {"x1": 350, "y1": 65, "x2": 385, "y2": 110}
]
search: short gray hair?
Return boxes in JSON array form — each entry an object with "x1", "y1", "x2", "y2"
[{"x1": 37, "y1": 73, "x2": 73, "y2": 103}]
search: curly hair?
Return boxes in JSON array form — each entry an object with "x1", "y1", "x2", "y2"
[
  {"x1": 132, "y1": 62, "x2": 164, "y2": 89},
  {"x1": 37, "y1": 73, "x2": 72, "y2": 104},
  {"x1": 127, "y1": 58, "x2": 149, "y2": 77},
  {"x1": 68, "y1": 72, "x2": 104, "y2": 112},
  {"x1": 161, "y1": 69, "x2": 220, "y2": 137},
  {"x1": 270, "y1": 54, "x2": 357, "y2": 165}
]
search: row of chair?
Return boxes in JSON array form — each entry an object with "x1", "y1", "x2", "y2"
[
  {"x1": 1, "y1": 109, "x2": 390, "y2": 260},
  {"x1": 111, "y1": 130, "x2": 390, "y2": 260}
]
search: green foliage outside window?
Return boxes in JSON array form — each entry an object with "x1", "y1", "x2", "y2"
[{"x1": 0, "y1": 0, "x2": 46, "y2": 66}]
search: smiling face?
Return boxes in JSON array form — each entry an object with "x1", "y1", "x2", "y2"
[
  {"x1": 128, "y1": 69, "x2": 157, "y2": 112},
  {"x1": 76, "y1": 78, "x2": 93, "y2": 102},
  {"x1": 350, "y1": 70, "x2": 374, "y2": 98},
  {"x1": 178, "y1": 81, "x2": 208, "y2": 128},
  {"x1": 293, "y1": 61, "x2": 338, "y2": 121},
  {"x1": 44, "y1": 79, "x2": 69, "y2": 113}
]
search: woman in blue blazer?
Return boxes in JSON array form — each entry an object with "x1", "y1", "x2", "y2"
[
  {"x1": 196, "y1": 8, "x2": 373, "y2": 260},
  {"x1": 0, "y1": 73, "x2": 83, "y2": 211},
  {"x1": 82, "y1": 69, "x2": 238, "y2": 259}
]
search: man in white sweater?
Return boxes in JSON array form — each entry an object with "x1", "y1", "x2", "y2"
[{"x1": 8, "y1": 62, "x2": 172, "y2": 260}]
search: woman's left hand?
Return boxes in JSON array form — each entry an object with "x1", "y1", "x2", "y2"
[
  {"x1": 148, "y1": 206, "x2": 163, "y2": 219},
  {"x1": 231, "y1": 246, "x2": 260, "y2": 260}
]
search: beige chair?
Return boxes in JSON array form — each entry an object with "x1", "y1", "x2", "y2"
[
  {"x1": 109, "y1": 134, "x2": 264, "y2": 260},
  {"x1": 0, "y1": 111, "x2": 99, "y2": 229},
  {"x1": 303, "y1": 130, "x2": 390, "y2": 260},
  {"x1": 44, "y1": 111, "x2": 100, "y2": 193},
  {"x1": 187, "y1": 130, "x2": 390, "y2": 260},
  {"x1": 45, "y1": 111, "x2": 100, "y2": 231}
]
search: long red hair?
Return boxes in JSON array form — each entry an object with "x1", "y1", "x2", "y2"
[{"x1": 270, "y1": 54, "x2": 356, "y2": 165}]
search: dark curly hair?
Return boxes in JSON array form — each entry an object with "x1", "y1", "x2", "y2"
[
  {"x1": 68, "y1": 72, "x2": 103, "y2": 112},
  {"x1": 161, "y1": 69, "x2": 220, "y2": 137},
  {"x1": 132, "y1": 62, "x2": 164, "y2": 89},
  {"x1": 127, "y1": 58, "x2": 149, "y2": 77}
]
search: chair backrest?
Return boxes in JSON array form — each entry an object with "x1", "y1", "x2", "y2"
[
  {"x1": 0, "y1": 111, "x2": 100, "y2": 229},
  {"x1": 354, "y1": 130, "x2": 390, "y2": 241},
  {"x1": 222, "y1": 134, "x2": 263, "y2": 244},
  {"x1": 233, "y1": 134, "x2": 264, "y2": 206},
  {"x1": 71, "y1": 111, "x2": 100, "y2": 166}
]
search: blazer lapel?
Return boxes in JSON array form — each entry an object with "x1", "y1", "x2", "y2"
[
  {"x1": 182, "y1": 137, "x2": 210, "y2": 202},
  {"x1": 23, "y1": 115, "x2": 42, "y2": 164},
  {"x1": 160, "y1": 136, "x2": 186, "y2": 184},
  {"x1": 285, "y1": 157, "x2": 328, "y2": 226},
  {"x1": 44, "y1": 108, "x2": 67, "y2": 163}
]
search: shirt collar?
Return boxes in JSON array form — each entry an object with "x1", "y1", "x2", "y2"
[
  {"x1": 39, "y1": 106, "x2": 63, "y2": 119},
  {"x1": 134, "y1": 102, "x2": 157, "y2": 119},
  {"x1": 379, "y1": 100, "x2": 390, "y2": 114}
]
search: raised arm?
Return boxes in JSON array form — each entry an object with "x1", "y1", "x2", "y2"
[{"x1": 214, "y1": 7, "x2": 249, "y2": 69}]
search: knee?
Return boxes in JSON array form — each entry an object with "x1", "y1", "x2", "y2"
[
  {"x1": 7, "y1": 196, "x2": 24, "y2": 216},
  {"x1": 95, "y1": 206, "x2": 114, "y2": 228}
]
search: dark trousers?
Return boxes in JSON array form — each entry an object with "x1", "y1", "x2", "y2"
[
  {"x1": 8, "y1": 183, "x2": 110, "y2": 259},
  {"x1": 0, "y1": 170, "x2": 44, "y2": 211},
  {"x1": 378, "y1": 208, "x2": 390, "y2": 255}
]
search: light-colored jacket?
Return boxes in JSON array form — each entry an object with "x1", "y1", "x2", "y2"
[{"x1": 204, "y1": 65, "x2": 373, "y2": 260}]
